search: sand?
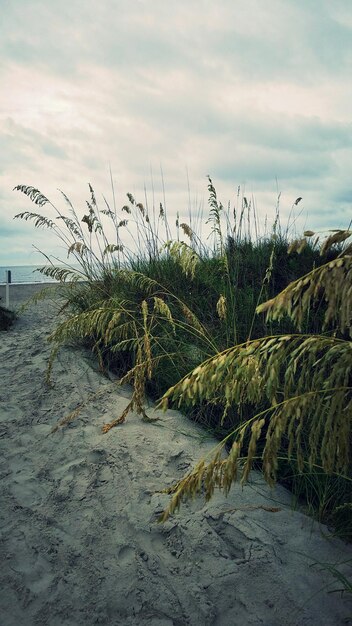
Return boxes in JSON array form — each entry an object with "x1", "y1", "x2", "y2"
[{"x1": 0, "y1": 284, "x2": 351, "y2": 626}]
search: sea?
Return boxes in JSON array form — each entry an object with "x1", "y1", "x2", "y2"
[{"x1": 0, "y1": 265, "x2": 60, "y2": 285}]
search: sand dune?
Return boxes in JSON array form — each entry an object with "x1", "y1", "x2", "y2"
[{"x1": 0, "y1": 285, "x2": 351, "y2": 625}]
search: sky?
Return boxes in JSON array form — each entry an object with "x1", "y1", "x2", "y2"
[{"x1": 1, "y1": 0, "x2": 352, "y2": 266}]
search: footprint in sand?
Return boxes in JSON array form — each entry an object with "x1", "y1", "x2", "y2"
[
  {"x1": 11, "y1": 477, "x2": 48, "y2": 508},
  {"x1": 87, "y1": 448, "x2": 108, "y2": 464},
  {"x1": 117, "y1": 545, "x2": 135, "y2": 566}
]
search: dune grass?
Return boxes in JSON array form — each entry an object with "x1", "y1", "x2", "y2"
[
  {"x1": 0, "y1": 305, "x2": 16, "y2": 331},
  {"x1": 14, "y1": 178, "x2": 352, "y2": 539}
]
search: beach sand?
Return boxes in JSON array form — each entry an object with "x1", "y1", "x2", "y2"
[{"x1": 0, "y1": 285, "x2": 351, "y2": 625}]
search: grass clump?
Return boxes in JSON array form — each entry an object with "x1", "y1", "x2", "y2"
[
  {"x1": 159, "y1": 237, "x2": 352, "y2": 533},
  {"x1": 0, "y1": 305, "x2": 16, "y2": 331},
  {"x1": 14, "y1": 178, "x2": 352, "y2": 538}
]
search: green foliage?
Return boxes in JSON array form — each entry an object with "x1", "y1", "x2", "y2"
[
  {"x1": 159, "y1": 235, "x2": 352, "y2": 523},
  {"x1": 257, "y1": 252, "x2": 352, "y2": 335},
  {"x1": 14, "y1": 178, "x2": 351, "y2": 537}
]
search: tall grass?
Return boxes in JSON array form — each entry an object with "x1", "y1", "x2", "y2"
[{"x1": 14, "y1": 179, "x2": 351, "y2": 538}]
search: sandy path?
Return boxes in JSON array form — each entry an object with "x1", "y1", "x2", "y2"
[{"x1": 0, "y1": 285, "x2": 351, "y2": 625}]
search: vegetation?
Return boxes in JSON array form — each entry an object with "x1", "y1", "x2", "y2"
[
  {"x1": 0, "y1": 304, "x2": 16, "y2": 331},
  {"x1": 14, "y1": 179, "x2": 352, "y2": 538},
  {"x1": 159, "y1": 248, "x2": 352, "y2": 528}
]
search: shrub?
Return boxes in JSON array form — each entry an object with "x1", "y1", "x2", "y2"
[
  {"x1": 158, "y1": 230, "x2": 352, "y2": 532},
  {"x1": 0, "y1": 305, "x2": 16, "y2": 331},
  {"x1": 14, "y1": 180, "x2": 351, "y2": 535}
]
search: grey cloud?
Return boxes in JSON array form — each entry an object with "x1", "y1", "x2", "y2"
[
  {"x1": 290, "y1": 4, "x2": 349, "y2": 66},
  {"x1": 41, "y1": 140, "x2": 67, "y2": 159},
  {"x1": 188, "y1": 1, "x2": 352, "y2": 84},
  {"x1": 116, "y1": 83, "x2": 352, "y2": 154},
  {"x1": 1, "y1": 120, "x2": 67, "y2": 172},
  {"x1": 1, "y1": 0, "x2": 352, "y2": 85},
  {"x1": 232, "y1": 115, "x2": 352, "y2": 153},
  {"x1": 106, "y1": 78, "x2": 351, "y2": 174},
  {"x1": 0, "y1": 0, "x2": 189, "y2": 77},
  {"x1": 0, "y1": 213, "x2": 59, "y2": 263},
  {"x1": 330, "y1": 188, "x2": 352, "y2": 205},
  {"x1": 0, "y1": 220, "x2": 28, "y2": 238},
  {"x1": 208, "y1": 147, "x2": 333, "y2": 184}
]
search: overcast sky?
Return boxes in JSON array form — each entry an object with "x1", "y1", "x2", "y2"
[{"x1": 1, "y1": 0, "x2": 352, "y2": 266}]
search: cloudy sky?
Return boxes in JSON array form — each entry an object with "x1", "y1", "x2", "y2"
[{"x1": 1, "y1": 0, "x2": 352, "y2": 265}]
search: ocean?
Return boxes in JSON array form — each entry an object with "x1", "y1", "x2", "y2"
[{"x1": 0, "y1": 265, "x2": 60, "y2": 285}]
